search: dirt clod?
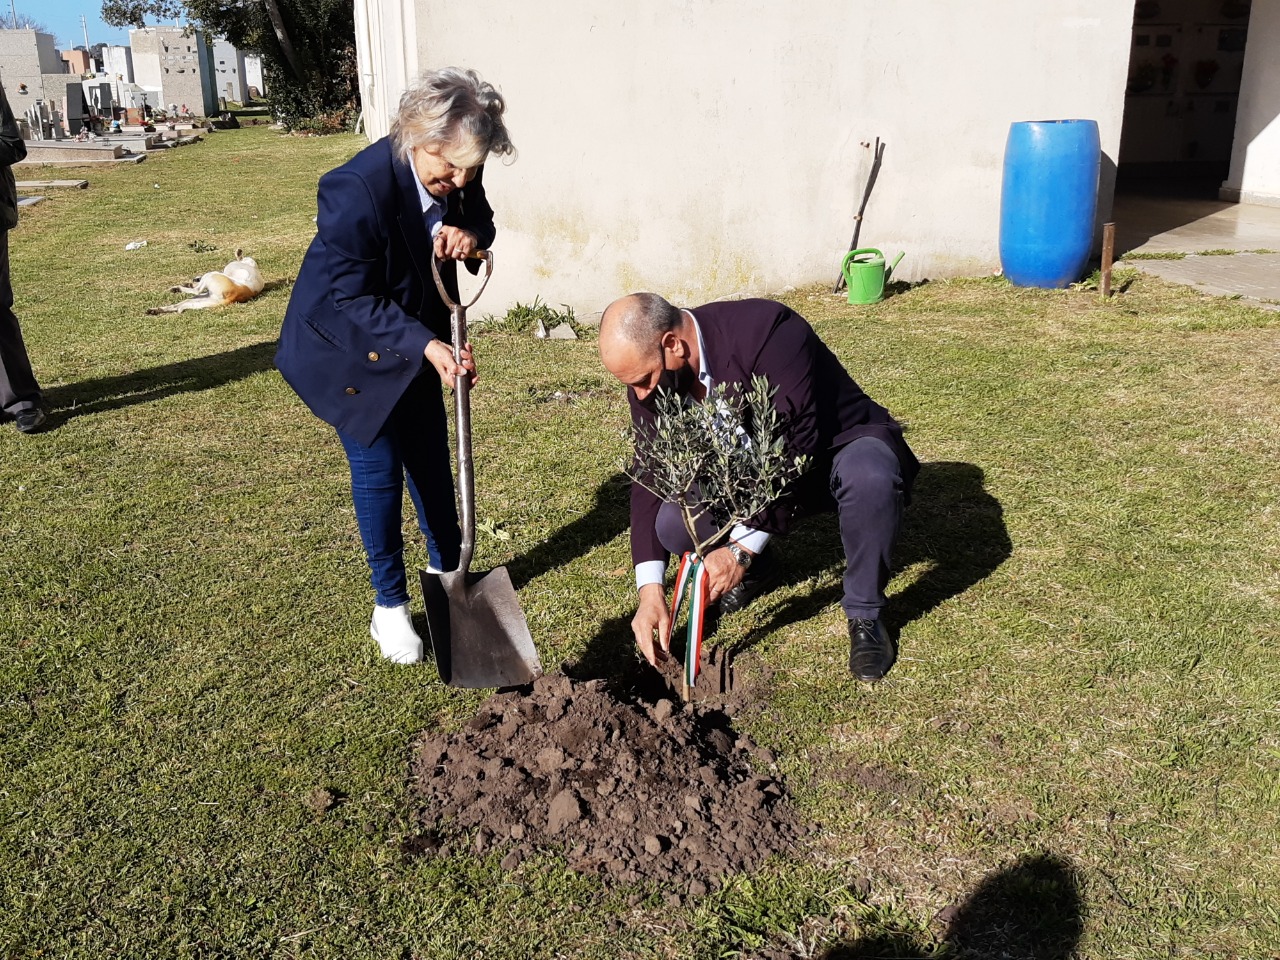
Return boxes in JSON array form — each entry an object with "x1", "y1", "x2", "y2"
[
  {"x1": 409, "y1": 672, "x2": 803, "y2": 889},
  {"x1": 303, "y1": 787, "x2": 341, "y2": 815}
]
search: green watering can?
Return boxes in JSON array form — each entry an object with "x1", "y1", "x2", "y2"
[{"x1": 840, "y1": 248, "x2": 905, "y2": 304}]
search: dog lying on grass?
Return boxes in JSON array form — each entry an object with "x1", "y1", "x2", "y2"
[{"x1": 147, "y1": 249, "x2": 265, "y2": 314}]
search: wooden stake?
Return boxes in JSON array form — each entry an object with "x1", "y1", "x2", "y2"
[
  {"x1": 682, "y1": 677, "x2": 690, "y2": 702},
  {"x1": 1101, "y1": 222, "x2": 1116, "y2": 299}
]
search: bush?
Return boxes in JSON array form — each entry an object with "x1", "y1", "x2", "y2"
[
  {"x1": 286, "y1": 109, "x2": 355, "y2": 136},
  {"x1": 265, "y1": 41, "x2": 359, "y2": 133}
]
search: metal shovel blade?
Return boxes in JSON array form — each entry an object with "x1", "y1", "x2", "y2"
[
  {"x1": 418, "y1": 249, "x2": 540, "y2": 688},
  {"x1": 420, "y1": 565, "x2": 541, "y2": 688}
]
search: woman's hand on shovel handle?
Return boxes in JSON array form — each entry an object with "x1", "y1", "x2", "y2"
[
  {"x1": 434, "y1": 226, "x2": 478, "y2": 261},
  {"x1": 632, "y1": 583, "x2": 670, "y2": 667},
  {"x1": 425, "y1": 338, "x2": 478, "y2": 389}
]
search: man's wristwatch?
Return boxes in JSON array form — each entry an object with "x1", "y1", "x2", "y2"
[{"x1": 727, "y1": 543, "x2": 754, "y2": 569}]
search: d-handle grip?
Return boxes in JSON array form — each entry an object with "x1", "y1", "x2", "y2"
[{"x1": 430, "y1": 249, "x2": 493, "y2": 311}]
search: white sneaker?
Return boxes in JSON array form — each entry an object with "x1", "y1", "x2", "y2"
[{"x1": 370, "y1": 603, "x2": 423, "y2": 664}]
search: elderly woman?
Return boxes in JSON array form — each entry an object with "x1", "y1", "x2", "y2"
[{"x1": 276, "y1": 68, "x2": 514, "y2": 663}]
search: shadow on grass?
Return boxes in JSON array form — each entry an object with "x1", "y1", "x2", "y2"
[
  {"x1": 884, "y1": 277, "x2": 931, "y2": 300},
  {"x1": 506, "y1": 471, "x2": 630, "y2": 591},
  {"x1": 41, "y1": 340, "x2": 279, "y2": 427},
  {"x1": 729, "y1": 460, "x2": 1010, "y2": 658},
  {"x1": 816, "y1": 853, "x2": 1083, "y2": 960},
  {"x1": 570, "y1": 608, "x2": 674, "y2": 702}
]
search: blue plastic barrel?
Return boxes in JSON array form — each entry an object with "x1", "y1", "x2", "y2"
[{"x1": 999, "y1": 119, "x2": 1100, "y2": 288}]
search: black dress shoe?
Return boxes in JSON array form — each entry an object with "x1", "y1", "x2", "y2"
[
  {"x1": 848, "y1": 618, "x2": 896, "y2": 681},
  {"x1": 14, "y1": 407, "x2": 47, "y2": 434},
  {"x1": 719, "y1": 547, "x2": 779, "y2": 615}
]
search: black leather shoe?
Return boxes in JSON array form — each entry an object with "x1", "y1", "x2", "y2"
[
  {"x1": 718, "y1": 547, "x2": 779, "y2": 615},
  {"x1": 14, "y1": 407, "x2": 47, "y2": 434},
  {"x1": 848, "y1": 618, "x2": 896, "y2": 681}
]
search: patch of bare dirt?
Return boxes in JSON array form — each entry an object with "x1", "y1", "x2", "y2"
[{"x1": 407, "y1": 670, "x2": 806, "y2": 898}]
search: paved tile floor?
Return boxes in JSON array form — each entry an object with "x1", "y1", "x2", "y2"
[{"x1": 1112, "y1": 193, "x2": 1280, "y2": 310}]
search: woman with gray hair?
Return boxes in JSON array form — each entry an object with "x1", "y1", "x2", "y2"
[{"x1": 276, "y1": 67, "x2": 514, "y2": 664}]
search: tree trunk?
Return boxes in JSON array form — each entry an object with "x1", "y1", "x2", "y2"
[{"x1": 262, "y1": 0, "x2": 304, "y2": 80}]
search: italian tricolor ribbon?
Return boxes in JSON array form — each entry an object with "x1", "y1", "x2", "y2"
[{"x1": 666, "y1": 551, "x2": 711, "y2": 689}]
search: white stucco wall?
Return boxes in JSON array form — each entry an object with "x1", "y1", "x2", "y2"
[
  {"x1": 403, "y1": 2, "x2": 1132, "y2": 312},
  {"x1": 1222, "y1": 2, "x2": 1280, "y2": 205},
  {"x1": 354, "y1": 0, "x2": 417, "y2": 140}
]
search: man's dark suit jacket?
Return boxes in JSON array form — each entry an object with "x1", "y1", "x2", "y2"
[
  {"x1": 275, "y1": 136, "x2": 495, "y2": 447},
  {"x1": 628, "y1": 298, "x2": 920, "y2": 568}
]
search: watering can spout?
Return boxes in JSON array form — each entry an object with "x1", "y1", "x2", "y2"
[{"x1": 886, "y1": 251, "x2": 906, "y2": 282}]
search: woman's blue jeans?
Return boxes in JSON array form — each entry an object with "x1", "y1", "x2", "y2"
[{"x1": 336, "y1": 374, "x2": 460, "y2": 607}]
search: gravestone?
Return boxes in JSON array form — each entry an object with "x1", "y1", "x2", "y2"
[{"x1": 66, "y1": 86, "x2": 87, "y2": 135}]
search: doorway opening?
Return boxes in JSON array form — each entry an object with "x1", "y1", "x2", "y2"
[{"x1": 1117, "y1": 0, "x2": 1252, "y2": 199}]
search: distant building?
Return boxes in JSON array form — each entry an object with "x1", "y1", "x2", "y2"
[
  {"x1": 61, "y1": 49, "x2": 92, "y2": 76},
  {"x1": 210, "y1": 37, "x2": 246, "y2": 104},
  {"x1": 129, "y1": 25, "x2": 217, "y2": 116},
  {"x1": 0, "y1": 28, "x2": 63, "y2": 100}
]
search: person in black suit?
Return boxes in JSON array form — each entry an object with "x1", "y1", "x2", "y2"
[
  {"x1": 276, "y1": 68, "x2": 514, "y2": 664},
  {"x1": 599, "y1": 293, "x2": 920, "y2": 681},
  {"x1": 0, "y1": 80, "x2": 45, "y2": 434}
]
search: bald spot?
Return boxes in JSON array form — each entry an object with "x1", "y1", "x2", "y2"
[{"x1": 599, "y1": 294, "x2": 654, "y2": 381}]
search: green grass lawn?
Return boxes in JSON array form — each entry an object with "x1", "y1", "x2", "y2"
[{"x1": 2, "y1": 128, "x2": 1278, "y2": 959}]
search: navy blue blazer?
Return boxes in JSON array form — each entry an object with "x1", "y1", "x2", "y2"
[
  {"x1": 628, "y1": 299, "x2": 920, "y2": 567},
  {"x1": 275, "y1": 136, "x2": 496, "y2": 447}
]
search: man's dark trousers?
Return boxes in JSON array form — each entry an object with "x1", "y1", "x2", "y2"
[
  {"x1": 0, "y1": 230, "x2": 41, "y2": 418},
  {"x1": 655, "y1": 436, "x2": 905, "y2": 620}
]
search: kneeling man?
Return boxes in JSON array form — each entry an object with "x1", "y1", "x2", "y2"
[{"x1": 599, "y1": 293, "x2": 919, "y2": 681}]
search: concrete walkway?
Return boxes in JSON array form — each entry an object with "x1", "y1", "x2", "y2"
[{"x1": 1112, "y1": 193, "x2": 1280, "y2": 310}]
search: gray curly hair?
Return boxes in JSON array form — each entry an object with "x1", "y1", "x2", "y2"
[{"x1": 390, "y1": 67, "x2": 515, "y2": 169}]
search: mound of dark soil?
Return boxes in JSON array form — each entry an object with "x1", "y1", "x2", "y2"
[{"x1": 408, "y1": 672, "x2": 805, "y2": 895}]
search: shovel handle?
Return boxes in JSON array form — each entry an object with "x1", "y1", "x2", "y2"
[
  {"x1": 430, "y1": 251, "x2": 494, "y2": 578},
  {"x1": 452, "y1": 329, "x2": 476, "y2": 578}
]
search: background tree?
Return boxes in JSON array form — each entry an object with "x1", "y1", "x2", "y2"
[
  {"x1": 100, "y1": 0, "x2": 359, "y2": 130},
  {"x1": 2, "y1": 12, "x2": 58, "y2": 37}
]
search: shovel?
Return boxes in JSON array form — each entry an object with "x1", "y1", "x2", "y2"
[{"x1": 419, "y1": 250, "x2": 541, "y2": 688}]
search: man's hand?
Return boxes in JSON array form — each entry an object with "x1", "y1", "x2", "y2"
[
  {"x1": 425, "y1": 339, "x2": 478, "y2": 389},
  {"x1": 701, "y1": 546, "x2": 748, "y2": 602},
  {"x1": 632, "y1": 583, "x2": 670, "y2": 667},
  {"x1": 434, "y1": 226, "x2": 479, "y2": 261}
]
